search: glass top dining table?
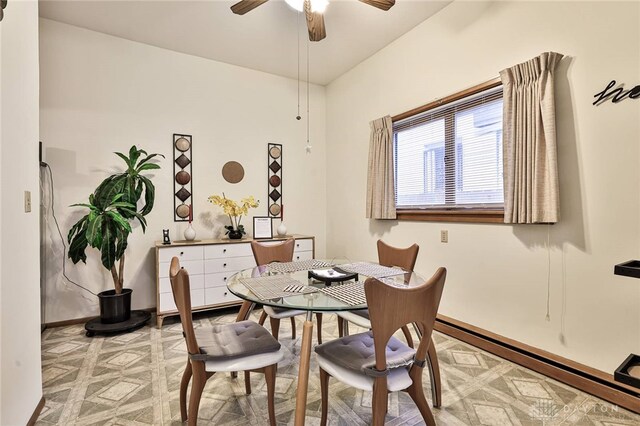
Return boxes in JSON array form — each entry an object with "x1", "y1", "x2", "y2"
[
  {"x1": 226, "y1": 259, "x2": 428, "y2": 426},
  {"x1": 226, "y1": 259, "x2": 426, "y2": 312}
]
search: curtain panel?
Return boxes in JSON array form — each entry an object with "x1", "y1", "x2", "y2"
[
  {"x1": 500, "y1": 51, "x2": 564, "y2": 224},
  {"x1": 366, "y1": 116, "x2": 397, "y2": 219}
]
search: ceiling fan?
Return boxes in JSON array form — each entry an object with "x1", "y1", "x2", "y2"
[{"x1": 230, "y1": 0, "x2": 395, "y2": 42}]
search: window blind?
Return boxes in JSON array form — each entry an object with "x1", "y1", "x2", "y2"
[{"x1": 394, "y1": 87, "x2": 504, "y2": 210}]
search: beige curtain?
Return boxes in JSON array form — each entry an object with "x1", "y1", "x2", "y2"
[
  {"x1": 366, "y1": 116, "x2": 396, "y2": 219},
  {"x1": 500, "y1": 52, "x2": 564, "y2": 224}
]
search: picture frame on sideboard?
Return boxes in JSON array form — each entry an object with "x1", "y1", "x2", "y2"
[{"x1": 253, "y1": 216, "x2": 273, "y2": 239}]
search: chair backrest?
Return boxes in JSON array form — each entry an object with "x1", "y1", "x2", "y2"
[
  {"x1": 169, "y1": 257, "x2": 201, "y2": 356},
  {"x1": 250, "y1": 239, "x2": 295, "y2": 266},
  {"x1": 365, "y1": 267, "x2": 446, "y2": 373},
  {"x1": 377, "y1": 240, "x2": 419, "y2": 272}
]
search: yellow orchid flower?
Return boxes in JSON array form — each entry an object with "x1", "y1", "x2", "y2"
[{"x1": 208, "y1": 194, "x2": 260, "y2": 237}]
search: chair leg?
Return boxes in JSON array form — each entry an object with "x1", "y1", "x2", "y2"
[
  {"x1": 337, "y1": 316, "x2": 344, "y2": 337},
  {"x1": 188, "y1": 362, "x2": 209, "y2": 426},
  {"x1": 319, "y1": 368, "x2": 330, "y2": 426},
  {"x1": 290, "y1": 317, "x2": 297, "y2": 339},
  {"x1": 371, "y1": 378, "x2": 388, "y2": 426},
  {"x1": 316, "y1": 313, "x2": 323, "y2": 344},
  {"x1": 264, "y1": 364, "x2": 277, "y2": 426},
  {"x1": 179, "y1": 359, "x2": 192, "y2": 422},
  {"x1": 407, "y1": 381, "x2": 436, "y2": 426},
  {"x1": 427, "y1": 337, "x2": 442, "y2": 408},
  {"x1": 270, "y1": 317, "x2": 281, "y2": 340},
  {"x1": 401, "y1": 325, "x2": 415, "y2": 348},
  {"x1": 236, "y1": 301, "x2": 254, "y2": 322},
  {"x1": 259, "y1": 311, "x2": 268, "y2": 325},
  {"x1": 244, "y1": 371, "x2": 252, "y2": 395}
]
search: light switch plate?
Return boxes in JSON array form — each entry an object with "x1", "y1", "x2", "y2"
[{"x1": 24, "y1": 191, "x2": 31, "y2": 213}]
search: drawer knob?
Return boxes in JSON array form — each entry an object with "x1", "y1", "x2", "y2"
[
  {"x1": 180, "y1": 251, "x2": 184, "y2": 255},
  {"x1": 223, "y1": 277, "x2": 227, "y2": 281},
  {"x1": 223, "y1": 263, "x2": 227, "y2": 267},
  {"x1": 223, "y1": 249, "x2": 227, "y2": 253},
  {"x1": 224, "y1": 292, "x2": 228, "y2": 296},
  {"x1": 296, "y1": 256, "x2": 300, "y2": 260}
]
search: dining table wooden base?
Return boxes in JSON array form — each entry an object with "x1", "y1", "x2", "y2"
[{"x1": 295, "y1": 313, "x2": 314, "y2": 425}]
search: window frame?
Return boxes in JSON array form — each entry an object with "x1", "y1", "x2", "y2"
[{"x1": 392, "y1": 77, "x2": 505, "y2": 223}]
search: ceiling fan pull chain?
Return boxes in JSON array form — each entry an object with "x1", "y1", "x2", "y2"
[
  {"x1": 296, "y1": 10, "x2": 301, "y2": 121},
  {"x1": 306, "y1": 35, "x2": 312, "y2": 154}
]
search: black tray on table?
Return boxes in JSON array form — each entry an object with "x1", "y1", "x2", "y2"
[{"x1": 308, "y1": 267, "x2": 358, "y2": 285}]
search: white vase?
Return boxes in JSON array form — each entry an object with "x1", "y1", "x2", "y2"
[
  {"x1": 277, "y1": 221, "x2": 287, "y2": 237},
  {"x1": 184, "y1": 223, "x2": 196, "y2": 241}
]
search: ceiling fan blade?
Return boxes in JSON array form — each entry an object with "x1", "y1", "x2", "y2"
[
  {"x1": 304, "y1": 0, "x2": 326, "y2": 42},
  {"x1": 358, "y1": 0, "x2": 395, "y2": 11},
  {"x1": 230, "y1": 0, "x2": 269, "y2": 15}
]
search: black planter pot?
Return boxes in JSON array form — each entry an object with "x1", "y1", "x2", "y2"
[
  {"x1": 98, "y1": 288, "x2": 132, "y2": 324},
  {"x1": 228, "y1": 229, "x2": 243, "y2": 240}
]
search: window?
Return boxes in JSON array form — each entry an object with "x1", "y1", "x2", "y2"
[{"x1": 392, "y1": 81, "x2": 504, "y2": 222}]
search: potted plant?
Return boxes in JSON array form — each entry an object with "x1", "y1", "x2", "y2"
[
  {"x1": 208, "y1": 194, "x2": 259, "y2": 239},
  {"x1": 67, "y1": 146, "x2": 162, "y2": 324}
]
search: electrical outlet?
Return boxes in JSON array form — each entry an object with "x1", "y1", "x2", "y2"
[
  {"x1": 440, "y1": 230, "x2": 448, "y2": 243},
  {"x1": 24, "y1": 191, "x2": 32, "y2": 213}
]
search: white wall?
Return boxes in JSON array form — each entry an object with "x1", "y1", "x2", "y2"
[
  {"x1": 326, "y1": 0, "x2": 640, "y2": 373},
  {"x1": 39, "y1": 19, "x2": 327, "y2": 323},
  {"x1": 0, "y1": 1, "x2": 43, "y2": 423}
]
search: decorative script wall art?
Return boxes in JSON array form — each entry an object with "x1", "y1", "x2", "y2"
[{"x1": 593, "y1": 80, "x2": 640, "y2": 105}]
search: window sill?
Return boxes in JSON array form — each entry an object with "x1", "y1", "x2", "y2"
[{"x1": 396, "y1": 209, "x2": 504, "y2": 224}]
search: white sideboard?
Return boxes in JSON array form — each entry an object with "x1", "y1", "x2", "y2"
[{"x1": 155, "y1": 235, "x2": 315, "y2": 327}]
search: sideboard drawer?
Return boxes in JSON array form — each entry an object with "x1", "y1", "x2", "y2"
[
  {"x1": 158, "y1": 245, "x2": 204, "y2": 263},
  {"x1": 159, "y1": 288, "x2": 204, "y2": 312},
  {"x1": 205, "y1": 287, "x2": 240, "y2": 305},
  {"x1": 204, "y1": 256, "x2": 256, "y2": 274},
  {"x1": 293, "y1": 251, "x2": 313, "y2": 262},
  {"x1": 159, "y1": 293, "x2": 177, "y2": 312},
  {"x1": 159, "y1": 274, "x2": 204, "y2": 294},
  {"x1": 191, "y1": 289, "x2": 205, "y2": 308},
  {"x1": 204, "y1": 272, "x2": 233, "y2": 288},
  {"x1": 204, "y1": 243, "x2": 253, "y2": 259},
  {"x1": 294, "y1": 239, "x2": 313, "y2": 253},
  {"x1": 159, "y1": 260, "x2": 204, "y2": 278}
]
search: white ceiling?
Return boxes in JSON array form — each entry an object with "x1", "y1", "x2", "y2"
[{"x1": 39, "y1": 0, "x2": 451, "y2": 85}]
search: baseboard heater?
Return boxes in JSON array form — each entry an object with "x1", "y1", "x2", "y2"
[{"x1": 434, "y1": 314, "x2": 640, "y2": 414}]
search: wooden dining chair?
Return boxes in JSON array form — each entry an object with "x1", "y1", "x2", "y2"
[
  {"x1": 337, "y1": 240, "x2": 418, "y2": 343},
  {"x1": 315, "y1": 267, "x2": 447, "y2": 426},
  {"x1": 169, "y1": 257, "x2": 284, "y2": 426},
  {"x1": 249, "y1": 239, "x2": 323, "y2": 344},
  {"x1": 335, "y1": 240, "x2": 442, "y2": 407}
]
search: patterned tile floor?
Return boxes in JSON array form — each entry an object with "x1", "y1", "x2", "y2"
[{"x1": 38, "y1": 309, "x2": 640, "y2": 425}]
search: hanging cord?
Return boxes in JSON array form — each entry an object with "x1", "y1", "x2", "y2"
[
  {"x1": 43, "y1": 163, "x2": 98, "y2": 298},
  {"x1": 306, "y1": 34, "x2": 311, "y2": 153},
  {"x1": 545, "y1": 223, "x2": 551, "y2": 321},
  {"x1": 296, "y1": 11, "x2": 301, "y2": 121}
]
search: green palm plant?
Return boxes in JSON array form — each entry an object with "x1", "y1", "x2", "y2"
[{"x1": 67, "y1": 146, "x2": 162, "y2": 294}]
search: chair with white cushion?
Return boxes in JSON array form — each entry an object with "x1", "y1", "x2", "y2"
[
  {"x1": 315, "y1": 267, "x2": 447, "y2": 426},
  {"x1": 336, "y1": 240, "x2": 442, "y2": 407},
  {"x1": 170, "y1": 257, "x2": 284, "y2": 426}
]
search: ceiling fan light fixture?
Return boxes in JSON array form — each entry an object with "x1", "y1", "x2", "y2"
[
  {"x1": 310, "y1": 0, "x2": 328, "y2": 13},
  {"x1": 285, "y1": 0, "x2": 304, "y2": 12}
]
